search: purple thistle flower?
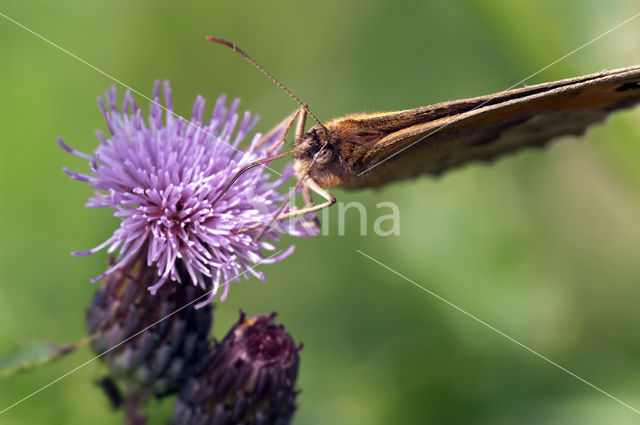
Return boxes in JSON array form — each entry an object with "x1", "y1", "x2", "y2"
[{"x1": 60, "y1": 81, "x2": 315, "y2": 306}]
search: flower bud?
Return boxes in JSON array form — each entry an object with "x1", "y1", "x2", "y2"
[
  {"x1": 87, "y1": 262, "x2": 213, "y2": 398},
  {"x1": 173, "y1": 312, "x2": 301, "y2": 425}
]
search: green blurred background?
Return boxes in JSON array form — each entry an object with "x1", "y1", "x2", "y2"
[{"x1": 2, "y1": 1, "x2": 640, "y2": 424}]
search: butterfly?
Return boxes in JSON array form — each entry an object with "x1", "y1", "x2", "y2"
[{"x1": 208, "y1": 37, "x2": 640, "y2": 230}]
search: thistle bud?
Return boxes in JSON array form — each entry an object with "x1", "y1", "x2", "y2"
[
  {"x1": 173, "y1": 312, "x2": 301, "y2": 425},
  {"x1": 87, "y1": 262, "x2": 213, "y2": 398}
]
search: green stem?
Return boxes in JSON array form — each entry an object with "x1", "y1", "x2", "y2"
[{"x1": 0, "y1": 333, "x2": 98, "y2": 379}]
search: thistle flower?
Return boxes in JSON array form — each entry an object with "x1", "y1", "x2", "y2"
[
  {"x1": 173, "y1": 312, "x2": 301, "y2": 425},
  {"x1": 87, "y1": 260, "x2": 213, "y2": 398},
  {"x1": 60, "y1": 82, "x2": 315, "y2": 305}
]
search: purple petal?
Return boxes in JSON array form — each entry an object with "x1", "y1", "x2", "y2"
[{"x1": 62, "y1": 82, "x2": 318, "y2": 304}]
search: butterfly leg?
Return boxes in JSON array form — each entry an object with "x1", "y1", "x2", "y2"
[
  {"x1": 258, "y1": 177, "x2": 335, "y2": 222},
  {"x1": 301, "y1": 182, "x2": 321, "y2": 228},
  {"x1": 289, "y1": 104, "x2": 308, "y2": 150},
  {"x1": 299, "y1": 176, "x2": 336, "y2": 214},
  {"x1": 254, "y1": 106, "x2": 308, "y2": 154},
  {"x1": 253, "y1": 107, "x2": 299, "y2": 150},
  {"x1": 236, "y1": 177, "x2": 335, "y2": 235},
  {"x1": 251, "y1": 178, "x2": 305, "y2": 241},
  {"x1": 266, "y1": 105, "x2": 307, "y2": 154}
]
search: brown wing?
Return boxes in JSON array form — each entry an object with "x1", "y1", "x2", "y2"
[{"x1": 345, "y1": 66, "x2": 640, "y2": 188}]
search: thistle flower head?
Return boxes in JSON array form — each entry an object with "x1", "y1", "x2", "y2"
[
  {"x1": 60, "y1": 82, "x2": 315, "y2": 305},
  {"x1": 87, "y1": 262, "x2": 213, "y2": 398},
  {"x1": 173, "y1": 312, "x2": 301, "y2": 425}
]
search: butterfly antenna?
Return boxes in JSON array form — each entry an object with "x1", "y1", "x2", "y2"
[{"x1": 207, "y1": 36, "x2": 324, "y2": 128}]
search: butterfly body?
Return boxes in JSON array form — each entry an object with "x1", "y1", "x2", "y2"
[
  {"x1": 294, "y1": 66, "x2": 640, "y2": 191},
  {"x1": 207, "y1": 34, "x2": 640, "y2": 228}
]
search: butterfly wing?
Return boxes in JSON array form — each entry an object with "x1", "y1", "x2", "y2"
[{"x1": 347, "y1": 66, "x2": 640, "y2": 188}]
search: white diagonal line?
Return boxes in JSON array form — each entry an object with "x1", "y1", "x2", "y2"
[
  {"x1": 0, "y1": 250, "x2": 282, "y2": 416},
  {"x1": 357, "y1": 10, "x2": 640, "y2": 177},
  {"x1": 0, "y1": 10, "x2": 282, "y2": 177},
  {"x1": 356, "y1": 249, "x2": 640, "y2": 415}
]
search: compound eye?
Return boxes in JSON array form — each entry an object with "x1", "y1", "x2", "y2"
[{"x1": 313, "y1": 145, "x2": 334, "y2": 165}]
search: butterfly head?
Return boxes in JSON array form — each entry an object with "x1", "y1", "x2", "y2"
[
  {"x1": 293, "y1": 125, "x2": 348, "y2": 187},
  {"x1": 295, "y1": 125, "x2": 334, "y2": 163}
]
